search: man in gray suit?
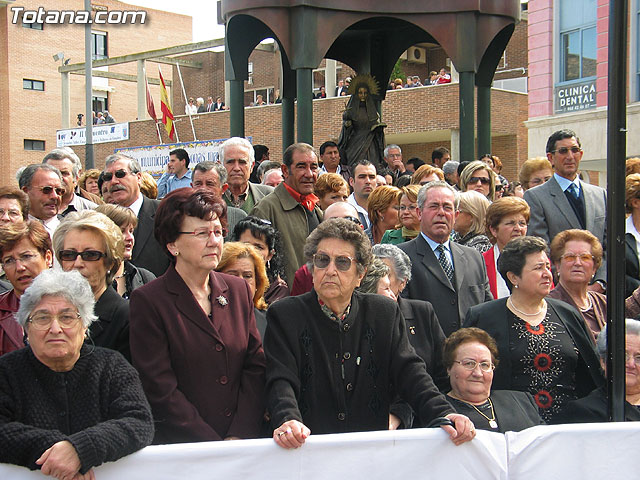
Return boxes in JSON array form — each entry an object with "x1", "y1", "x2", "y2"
[
  {"x1": 398, "y1": 181, "x2": 492, "y2": 336},
  {"x1": 220, "y1": 137, "x2": 273, "y2": 214},
  {"x1": 524, "y1": 129, "x2": 607, "y2": 289}
]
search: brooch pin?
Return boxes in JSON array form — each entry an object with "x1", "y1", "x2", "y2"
[
  {"x1": 216, "y1": 295, "x2": 228, "y2": 306},
  {"x1": 409, "y1": 326, "x2": 416, "y2": 335}
]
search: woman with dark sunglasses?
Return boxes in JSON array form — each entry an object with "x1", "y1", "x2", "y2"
[
  {"x1": 459, "y1": 160, "x2": 497, "y2": 201},
  {"x1": 53, "y1": 210, "x2": 130, "y2": 360},
  {"x1": 265, "y1": 218, "x2": 476, "y2": 449}
]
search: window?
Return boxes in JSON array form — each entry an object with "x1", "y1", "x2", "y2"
[
  {"x1": 23, "y1": 79, "x2": 44, "y2": 91},
  {"x1": 559, "y1": 0, "x2": 597, "y2": 82},
  {"x1": 92, "y1": 31, "x2": 107, "y2": 60},
  {"x1": 637, "y1": 4, "x2": 640, "y2": 99},
  {"x1": 24, "y1": 140, "x2": 45, "y2": 151},
  {"x1": 22, "y1": 22, "x2": 43, "y2": 30}
]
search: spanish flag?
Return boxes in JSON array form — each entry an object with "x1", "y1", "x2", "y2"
[{"x1": 158, "y1": 67, "x2": 175, "y2": 141}]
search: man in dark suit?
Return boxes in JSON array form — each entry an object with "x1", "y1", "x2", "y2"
[
  {"x1": 524, "y1": 129, "x2": 607, "y2": 289},
  {"x1": 398, "y1": 181, "x2": 492, "y2": 336},
  {"x1": 102, "y1": 154, "x2": 169, "y2": 277}
]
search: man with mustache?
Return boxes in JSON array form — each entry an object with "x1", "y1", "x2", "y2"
[
  {"x1": 102, "y1": 154, "x2": 169, "y2": 277},
  {"x1": 19, "y1": 164, "x2": 65, "y2": 237},
  {"x1": 398, "y1": 181, "x2": 492, "y2": 336},
  {"x1": 251, "y1": 143, "x2": 323, "y2": 288}
]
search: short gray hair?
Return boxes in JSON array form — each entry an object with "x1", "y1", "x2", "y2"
[
  {"x1": 416, "y1": 180, "x2": 459, "y2": 210},
  {"x1": 18, "y1": 164, "x2": 63, "y2": 189},
  {"x1": 262, "y1": 169, "x2": 283, "y2": 185},
  {"x1": 358, "y1": 258, "x2": 390, "y2": 294},
  {"x1": 442, "y1": 160, "x2": 460, "y2": 175},
  {"x1": 304, "y1": 218, "x2": 372, "y2": 275},
  {"x1": 43, "y1": 148, "x2": 82, "y2": 179},
  {"x1": 596, "y1": 319, "x2": 640, "y2": 359},
  {"x1": 105, "y1": 153, "x2": 142, "y2": 173},
  {"x1": 372, "y1": 243, "x2": 412, "y2": 283},
  {"x1": 384, "y1": 144, "x2": 401, "y2": 158},
  {"x1": 220, "y1": 137, "x2": 255, "y2": 168},
  {"x1": 193, "y1": 161, "x2": 227, "y2": 184},
  {"x1": 16, "y1": 269, "x2": 97, "y2": 328}
]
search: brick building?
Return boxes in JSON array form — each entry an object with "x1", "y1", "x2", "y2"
[
  {"x1": 526, "y1": 0, "x2": 640, "y2": 185},
  {"x1": 0, "y1": 0, "x2": 191, "y2": 186}
]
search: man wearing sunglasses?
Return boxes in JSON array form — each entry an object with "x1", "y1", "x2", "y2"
[
  {"x1": 102, "y1": 154, "x2": 169, "y2": 277},
  {"x1": 524, "y1": 129, "x2": 607, "y2": 291},
  {"x1": 18, "y1": 164, "x2": 65, "y2": 236}
]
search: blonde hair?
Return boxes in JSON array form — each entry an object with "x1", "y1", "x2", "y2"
[
  {"x1": 139, "y1": 171, "x2": 158, "y2": 199},
  {"x1": 95, "y1": 203, "x2": 138, "y2": 230},
  {"x1": 367, "y1": 185, "x2": 401, "y2": 227},
  {"x1": 53, "y1": 210, "x2": 124, "y2": 285},
  {"x1": 78, "y1": 168, "x2": 100, "y2": 191},
  {"x1": 411, "y1": 164, "x2": 445, "y2": 184},
  {"x1": 519, "y1": 157, "x2": 552, "y2": 190},
  {"x1": 626, "y1": 173, "x2": 640, "y2": 213},
  {"x1": 314, "y1": 173, "x2": 348, "y2": 199},
  {"x1": 399, "y1": 184, "x2": 421, "y2": 203},
  {"x1": 216, "y1": 242, "x2": 268, "y2": 310},
  {"x1": 459, "y1": 161, "x2": 496, "y2": 200},
  {"x1": 457, "y1": 190, "x2": 491, "y2": 236}
]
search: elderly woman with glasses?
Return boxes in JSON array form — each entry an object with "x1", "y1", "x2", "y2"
[
  {"x1": 548, "y1": 229, "x2": 606, "y2": 343},
  {"x1": 444, "y1": 328, "x2": 543, "y2": 432},
  {"x1": 555, "y1": 320, "x2": 640, "y2": 423},
  {"x1": 265, "y1": 218, "x2": 476, "y2": 449},
  {"x1": 452, "y1": 190, "x2": 492, "y2": 253},
  {"x1": 53, "y1": 211, "x2": 129, "y2": 359},
  {"x1": 0, "y1": 270, "x2": 153, "y2": 479},
  {"x1": 464, "y1": 236, "x2": 605, "y2": 423},
  {"x1": 0, "y1": 221, "x2": 52, "y2": 357},
  {"x1": 130, "y1": 188, "x2": 265, "y2": 444}
]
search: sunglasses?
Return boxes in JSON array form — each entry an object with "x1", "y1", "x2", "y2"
[
  {"x1": 469, "y1": 176, "x2": 490, "y2": 185},
  {"x1": 312, "y1": 253, "x2": 355, "y2": 272},
  {"x1": 560, "y1": 253, "x2": 594, "y2": 263},
  {"x1": 342, "y1": 216, "x2": 362, "y2": 226},
  {"x1": 59, "y1": 250, "x2": 107, "y2": 262},
  {"x1": 551, "y1": 146, "x2": 581, "y2": 155},
  {"x1": 33, "y1": 186, "x2": 65, "y2": 196},
  {"x1": 102, "y1": 169, "x2": 130, "y2": 182},
  {"x1": 495, "y1": 184, "x2": 504, "y2": 192}
]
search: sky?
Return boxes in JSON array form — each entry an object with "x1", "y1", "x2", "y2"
[{"x1": 123, "y1": 0, "x2": 225, "y2": 42}]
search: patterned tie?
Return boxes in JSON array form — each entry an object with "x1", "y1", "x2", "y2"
[
  {"x1": 567, "y1": 183, "x2": 579, "y2": 200},
  {"x1": 436, "y1": 244, "x2": 454, "y2": 286}
]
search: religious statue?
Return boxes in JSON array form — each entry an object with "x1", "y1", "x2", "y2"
[{"x1": 337, "y1": 74, "x2": 386, "y2": 170}]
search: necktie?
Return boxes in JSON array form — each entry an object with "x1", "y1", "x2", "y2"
[
  {"x1": 436, "y1": 244, "x2": 454, "y2": 285},
  {"x1": 567, "y1": 183, "x2": 579, "y2": 200}
]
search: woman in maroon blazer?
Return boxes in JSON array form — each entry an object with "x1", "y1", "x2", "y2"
[{"x1": 130, "y1": 188, "x2": 265, "y2": 444}]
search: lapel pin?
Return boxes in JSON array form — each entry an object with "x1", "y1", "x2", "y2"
[{"x1": 216, "y1": 295, "x2": 228, "y2": 306}]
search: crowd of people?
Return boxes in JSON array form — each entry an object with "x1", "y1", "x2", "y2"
[{"x1": 1, "y1": 129, "x2": 639, "y2": 478}]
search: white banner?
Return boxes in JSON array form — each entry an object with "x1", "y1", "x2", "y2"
[
  {"x1": 56, "y1": 123, "x2": 130, "y2": 147},
  {"x1": 114, "y1": 137, "x2": 252, "y2": 177},
  {"x1": 3, "y1": 424, "x2": 637, "y2": 480}
]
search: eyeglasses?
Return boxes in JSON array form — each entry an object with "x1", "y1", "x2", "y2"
[
  {"x1": 0, "y1": 208, "x2": 22, "y2": 219},
  {"x1": 453, "y1": 359, "x2": 495, "y2": 372},
  {"x1": 312, "y1": 252, "x2": 356, "y2": 272},
  {"x1": 28, "y1": 311, "x2": 81, "y2": 330},
  {"x1": 179, "y1": 228, "x2": 226, "y2": 240},
  {"x1": 59, "y1": 250, "x2": 107, "y2": 262},
  {"x1": 625, "y1": 352, "x2": 640, "y2": 365},
  {"x1": 469, "y1": 176, "x2": 490, "y2": 185},
  {"x1": 528, "y1": 176, "x2": 552, "y2": 187},
  {"x1": 560, "y1": 253, "x2": 594, "y2": 263},
  {"x1": 502, "y1": 220, "x2": 527, "y2": 229},
  {"x1": 551, "y1": 146, "x2": 581, "y2": 155},
  {"x1": 32, "y1": 186, "x2": 65, "y2": 196},
  {"x1": 1, "y1": 252, "x2": 39, "y2": 268},
  {"x1": 102, "y1": 169, "x2": 130, "y2": 182},
  {"x1": 399, "y1": 204, "x2": 418, "y2": 212}
]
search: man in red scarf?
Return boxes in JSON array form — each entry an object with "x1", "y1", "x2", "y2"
[{"x1": 251, "y1": 143, "x2": 323, "y2": 288}]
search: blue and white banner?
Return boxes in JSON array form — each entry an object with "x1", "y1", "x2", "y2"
[{"x1": 56, "y1": 123, "x2": 130, "y2": 147}]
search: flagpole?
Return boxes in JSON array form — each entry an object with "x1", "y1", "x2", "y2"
[
  {"x1": 176, "y1": 65, "x2": 197, "y2": 141},
  {"x1": 154, "y1": 121, "x2": 162, "y2": 145}
]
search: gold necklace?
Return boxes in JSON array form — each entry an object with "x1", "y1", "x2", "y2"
[{"x1": 459, "y1": 397, "x2": 498, "y2": 429}]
